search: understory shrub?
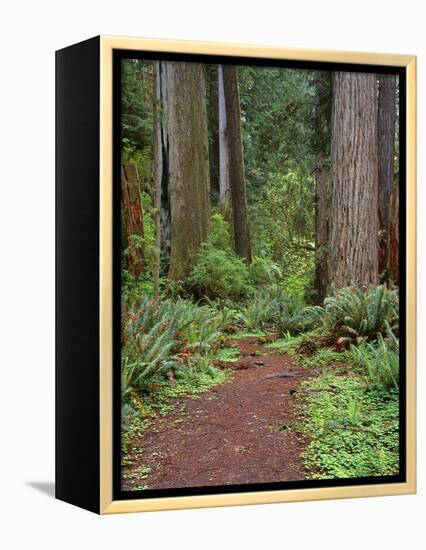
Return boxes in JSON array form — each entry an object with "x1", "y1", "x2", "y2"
[
  {"x1": 274, "y1": 303, "x2": 319, "y2": 335},
  {"x1": 186, "y1": 214, "x2": 253, "y2": 300},
  {"x1": 122, "y1": 270, "x2": 155, "y2": 303},
  {"x1": 248, "y1": 257, "x2": 283, "y2": 287},
  {"x1": 350, "y1": 325, "x2": 399, "y2": 391},
  {"x1": 187, "y1": 247, "x2": 252, "y2": 300},
  {"x1": 187, "y1": 214, "x2": 287, "y2": 301},
  {"x1": 121, "y1": 297, "x2": 223, "y2": 403},
  {"x1": 236, "y1": 290, "x2": 275, "y2": 330},
  {"x1": 236, "y1": 286, "x2": 319, "y2": 335},
  {"x1": 266, "y1": 286, "x2": 319, "y2": 335},
  {"x1": 317, "y1": 285, "x2": 399, "y2": 344},
  {"x1": 294, "y1": 328, "x2": 338, "y2": 357},
  {"x1": 249, "y1": 170, "x2": 315, "y2": 301}
]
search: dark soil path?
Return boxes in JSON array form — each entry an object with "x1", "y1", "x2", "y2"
[{"x1": 122, "y1": 337, "x2": 315, "y2": 490}]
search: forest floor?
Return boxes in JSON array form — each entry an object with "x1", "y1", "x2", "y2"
[{"x1": 122, "y1": 336, "x2": 319, "y2": 491}]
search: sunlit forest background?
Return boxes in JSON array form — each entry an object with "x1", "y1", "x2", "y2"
[{"x1": 120, "y1": 58, "x2": 401, "y2": 489}]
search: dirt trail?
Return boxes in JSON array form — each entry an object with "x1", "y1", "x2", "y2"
[{"x1": 122, "y1": 337, "x2": 315, "y2": 491}]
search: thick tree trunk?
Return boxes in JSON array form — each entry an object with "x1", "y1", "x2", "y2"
[
  {"x1": 121, "y1": 163, "x2": 145, "y2": 279},
  {"x1": 222, "y1": 65, "x2": 251, "y2": 262},
  {"x1": 388, "y1": 178, "x2": 399, "y2": 285},
  {"x1": 161, "y1": 62, "x2": 210, "y2": 280},
  {"x1": 313, "y1": 72, "x2": 331, "y2": 304},
  {"x1": 378, "y1": 74, "x2": 396, "y2": 276},
  {"x1": 329, "y1": 72, "x2": 379, "y2": 289}
]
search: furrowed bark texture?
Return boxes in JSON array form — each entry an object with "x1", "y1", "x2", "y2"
[
  {"x1": 163, "y1": 62, "x2": 211, "y2": 280},
  {"x1": 313, "y1": 72, "x2": 331, "y2": 304},
  {"x1": 378, "y1": 74, "x2": 396, "y2": 275},
  {"x1": 388, "y1": 178, "x2": 400, "y2": 285},
  {"x1": 329, "y1": 72, "x2": 379, "y2": 289},
  {"x1": 222, "y1": 64, "x2": 251, "y2": 263},
  {"x1": 121, "y1": 163, "x2": 144, "y2": 278}
]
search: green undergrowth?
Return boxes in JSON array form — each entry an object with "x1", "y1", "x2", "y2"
[
  {"x1": 231, "y1": 330, "x2": 269, "y2": 339},
  {"x1": 296, "y1": 366, "x2": 399, "y2": 479},
  {"x1": 171, "y1": 362, "x2": 230, "y2": 397},
  {"x1": 217, "y1": 346, "x2": 242, "y2": 362},
  {"x1": 298, "y1": 347, "x2": 346, "y2": 368},
  {"x1": 271, "y1": 335, "x2": 400, "y2": 479},
  {"x1": 265, "y1": 331, "x2": 348, "y2": 368},
  {"x1": 265, "y1": 333, "x2": 302, "y2": 353}
]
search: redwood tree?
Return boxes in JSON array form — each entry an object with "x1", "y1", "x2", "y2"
[
  {"x1": 156, "y1": 61, "x2": 211, "y2": 280},
  {"x1": 329, "y1": 71, "x2": 379, "y2": 288},
  {"x1": 222, "y1": 64, "x2": 251, "y2": 262}
]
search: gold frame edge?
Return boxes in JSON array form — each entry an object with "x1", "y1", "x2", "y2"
[{"x1": 99, "y1": 36, "x2": 417, "y2": 514}]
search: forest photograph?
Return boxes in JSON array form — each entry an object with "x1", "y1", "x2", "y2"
[{"x1": 119, "y1": 56, "x2": 401, "y2": 492}]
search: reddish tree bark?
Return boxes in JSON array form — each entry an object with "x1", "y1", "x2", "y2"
[
  {"x1": 121, "y1": 163, "x2": 144, "y2": 278},
  {"x1": 329, "y1": 72, "x2": 379, "y2": 289}
]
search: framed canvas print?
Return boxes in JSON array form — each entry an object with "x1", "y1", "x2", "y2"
[{"x1": 55, "y1": 36, "x2": 416, "y2": 514}]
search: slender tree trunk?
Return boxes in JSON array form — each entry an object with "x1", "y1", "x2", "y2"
[
  {"x1": 161, "y1": 62, "x2": 210, "y2": 280},
  {"x1": 314, "y1": 152, "x2": 329, "y2": 303},
  {"x1": 207, "y1": 65, "x2": 220, "y2": 199},
  {"x1": 378, "y1": 74, "x2": 396, "y2": 276},
  {"x1": 388, "y1": 177, "x2": 399, "y2": 285},
  {"x1": 153, "y1": 62, "x2": 162, "y2": 299},
  {"x1": 218, "y1": 65, "x2": 230, "y2": 203},
  {"x1": 313, "y1": 72, "x2": 331, "y2": 304},
  {"x1": 218, "y1": 64, "x2": 233, "y2": 230},
  {"x1": 222, "y1": 65, "x2": 251, "y2": 262},
  {"x1": 329, "y1": 72, "x2": 379, "y2": 289},
  {"x1": 121, "y1": 163, "x2": 145, "y2": 279},
  {"x1": 155, "y1": 61, "x2": 172, "y2": 266}
]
